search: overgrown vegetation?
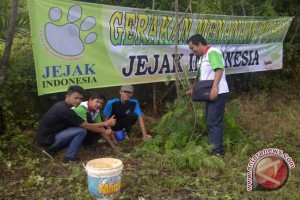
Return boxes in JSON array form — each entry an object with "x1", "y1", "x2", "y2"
[
  {"x1": 134, "y1": 98, "x2": 244, "y2": 171},
  {"x1": 1, "y1": 93, "x2": 300, "y2": 199},
  {"x1": 1, "y1": 0, "x2": 300, "y2": 199}
]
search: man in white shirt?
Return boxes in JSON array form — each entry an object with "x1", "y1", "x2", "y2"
[{"x1": 186, "y1": 34, "x2": 229, "y2": 156}]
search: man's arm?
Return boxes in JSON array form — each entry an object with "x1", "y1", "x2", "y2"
[
  {"x1": 102, "y1": 99, "x2": 113, "y2": 122},
  {"x1": 74, "y1": 104, "x2": 115, "y2": 131},
  {"x1": 210, "y1": 69, "x2": 223, "y2": 101},
  {"x1": 95, "y1": 115, "x2": 116, "y2": 127},
  {"x1": 79, "y1": 115, "x2": 116, "y2": 135},
  {"x1": 138, "y1": 115, "x2": 152, "y2": 139},
  {"x1": 80, "y1": 121, "x2": 106, "y2": 133},
  {"x1": 208, "y1": 49, "x2": 224, "y2": 101},
  {"x1": 186, "y1": 79, "x2": 196, "y2": 95},
  {"x1": 186, "y1": 67, "x2": 199, "y2": 95}
]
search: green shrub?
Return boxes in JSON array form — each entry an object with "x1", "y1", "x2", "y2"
[{"x1": 134, "y1": 96, "x2": 244, "y2": 171}]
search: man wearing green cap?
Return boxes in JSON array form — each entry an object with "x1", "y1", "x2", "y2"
[{"x1": 103, "y1": 85, "x2": 152, "y2": 139}]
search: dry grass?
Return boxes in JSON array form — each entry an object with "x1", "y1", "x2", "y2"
[{"x1": 237, "y1": 92, "x2": 300, "y2": 146}]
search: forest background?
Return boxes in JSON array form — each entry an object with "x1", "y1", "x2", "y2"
[{"x1": 0, "y1": 0, "x2": 300, "y2": 199}]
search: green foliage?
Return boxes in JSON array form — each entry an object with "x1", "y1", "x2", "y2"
[
  {"x1": 257, "y1": 0, "x2": 279, "y2": 16},
  {"x1": 0, "y1": 0, "x2": 11, "y2": 42},
  {"x1": 134, "y1": 135, "x2": 163, "y2": 154},
  {"x1": 78, "y1": 0, "x2": 192, "y2": 12},
  {"x1": 284, "y1": 43, "x2": 300, "y2": 83},
  {"x1": 192, "y1": 0, "x2": 224, "y2": 15},
  {"x1": 135, "y1": 96, "x2": 244, "y2": 171},
  {"x1": 223, "y1": 99, "x2": 245, "y2": 149},
  {"x1": 0, "y1": 38, "x2": 42, "y2": 133},
  {"x1": 166, "y1": 142, "x2": 225, "y2": 171},
  {"x1": 1, "y1": 97, "x2": 300, "y2": 199},
  {"x1": 0, "y1": 130, "x2": 94, "y2": 199},
  {"x1": 152, "y1": 97, "x2": 206, "y2": 148},
  {"x1": 0, "y1": 0, "x2": 30, "y2": 42},
  {"x1": 0, "y1": 0, "x2": 299, "y2": 199}
]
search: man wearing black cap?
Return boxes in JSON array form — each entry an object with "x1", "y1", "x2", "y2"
[{"x1": 103, "y1": 85, "x2": 152, "y2": 139}]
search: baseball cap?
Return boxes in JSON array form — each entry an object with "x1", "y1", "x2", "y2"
[{"x1": 121, "y1": 85, "x2": 134, "y2": 93}]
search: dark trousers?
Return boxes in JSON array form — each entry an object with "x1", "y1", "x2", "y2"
[
  {"x1": 82, "y1": 132, "x2": 101, "y2": 146},
  {"x1": 206, "y1": 93, "x2": 229, "y2": 155},
  {"x1": 113, "y1": 112, "x2": 138, "y2": 133}
]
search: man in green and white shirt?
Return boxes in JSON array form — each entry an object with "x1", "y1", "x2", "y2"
[
  {"x1": 73, "y1": 93, "x2": 117, "y2": 149},
  {"x1": 196, "y1": 47, "x2": 229, "y2": 95},
  {"x1": 186, "y1": 34, "x2": 229, "y2": 156}
]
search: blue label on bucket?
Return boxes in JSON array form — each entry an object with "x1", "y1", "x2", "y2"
[{"x1": 88, "y1": 174, "x2": 122, "y2": 199}]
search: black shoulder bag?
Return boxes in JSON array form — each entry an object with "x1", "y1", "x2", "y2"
[
  {"x1": 191, "y1": 57, "x2": 214, "y2": 102},
  {"x1": 191, "y1": 79, "x2": 214, "y2": 102}
]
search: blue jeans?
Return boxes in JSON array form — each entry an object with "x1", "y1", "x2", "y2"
[
  {"x1": 206, "y1": 93, "x2": 229, "y2": 155},
  {"x1": 50, "y1": 127, "x2": 87, "y2": 158}
]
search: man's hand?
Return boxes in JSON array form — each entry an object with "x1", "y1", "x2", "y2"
[
  {"x1": 105, "y1": 115, "x2": 116, "y2": 126},
  {"x1": 143, "y1": 134, "x2": 152, "y2": 140},
  {"x1": 186, "y1": 88, "x2": 192, "y2": 95},
  {"x1": 210, "y1": 86, "x2": 218, "y2": 101}
]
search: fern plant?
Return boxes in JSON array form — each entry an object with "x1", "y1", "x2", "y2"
[
  {"x1": 135, "y1": 94, "x2": 244, "y2": 171},
  {"x1": 153, "y1": 97, "x2": 207, "y2": 149}
]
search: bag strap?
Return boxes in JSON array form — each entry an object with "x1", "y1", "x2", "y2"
[
  {"x1": 196, "y1": 53, "x2": 214, "y2": 81},
  {"x1": 195, "y1": 57, "x2": 202, "y2": 82}
]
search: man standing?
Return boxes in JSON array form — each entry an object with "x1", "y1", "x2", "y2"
[
  {"x1": 73, "y1": 93, "x2": 117, "y2": 149},
  {"x1": 186, "y1": 34, "x2": 229, "y2": 156},
  {"x1": 103, "y1": 85, "x2": 152, "y2": 139},
  {"x1": 36, "y1": 85, "x2": 115, "y2": 163}
]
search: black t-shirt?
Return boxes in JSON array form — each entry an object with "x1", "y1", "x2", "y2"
[{"x1": 36, "y1": 101, "x2": 84, "y2": 147}]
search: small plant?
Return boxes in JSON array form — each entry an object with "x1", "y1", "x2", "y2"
[{"x1": 134, "y1": 96, "x2": 244, "y2": 172}]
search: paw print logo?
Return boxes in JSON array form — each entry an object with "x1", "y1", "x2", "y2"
[{"x1": 45, "y1": 5, "x2": 97, "y2": 56}]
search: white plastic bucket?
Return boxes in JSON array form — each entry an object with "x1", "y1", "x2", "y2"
[{"x1": 85, "y1": 158, "x2": 123, "y2": 200}]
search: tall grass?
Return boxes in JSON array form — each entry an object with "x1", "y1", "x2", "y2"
[{"x1": 0, "y1": 91, "x2": 299, "y2": 199}]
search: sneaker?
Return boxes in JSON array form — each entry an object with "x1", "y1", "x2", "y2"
[
  {"x1": 63, "y1": 156, "x2": 81, "y2": 164},
  {"x1": 42, "y1": 148, "x2": 57, "y2": 159}
]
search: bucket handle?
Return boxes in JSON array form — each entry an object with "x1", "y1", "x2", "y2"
[{"x1": 82, "y1": 163, "x2": 87, "y2": 172}]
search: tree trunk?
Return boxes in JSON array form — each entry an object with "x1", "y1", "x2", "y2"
[
  {"x1": 0, "y1": 0, "x2": 19, "y2": 84},
  {"x1": 174, "y1": 0, "x2": 180, "y2": 98},
  {"x1": 152, "y1": 0, "x2": 155, "y2": 10},
  {"x1": 152, "y1": 0, "x2": 158, "y2": 115},
  {"x1": 241, "y1": 0, "x2": 246, "y2": 16}
]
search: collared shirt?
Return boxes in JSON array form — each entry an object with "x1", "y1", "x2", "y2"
[
  {"x1": 198, "y1": 47, "x2": 229, "y2": 94},
  {"x1": 73, "y1": 101, "x2": 102, "y2": 122}
]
